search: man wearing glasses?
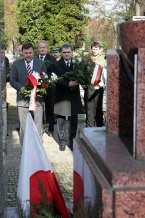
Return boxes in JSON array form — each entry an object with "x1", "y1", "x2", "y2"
[{"x1": 54, "y1": 44, "x2": 83, "y2": 151}]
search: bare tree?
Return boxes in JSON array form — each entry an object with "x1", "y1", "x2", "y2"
[{"x1": 85, "y1": 0, "x2": 145, "y2": 50}]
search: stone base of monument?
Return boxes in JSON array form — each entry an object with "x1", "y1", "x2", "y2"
[
  {"x1": 74, "y1": 127, "x2": 145, "y2": 217},
  {"x1": 73, "y1": 42, "x2": 145, "y2": 217}
]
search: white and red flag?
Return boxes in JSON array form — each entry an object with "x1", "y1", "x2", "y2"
[
  {"x1": 73, "y1": 142, "x2": 97, "y2": 213},
  {"x1": 27, "y1": 73, "x2": 38, "y2": 112},
  {"x1": 16, "y1": 112, "x2": 70, "y2": 218},
  {"x1": 91, "y1": 64, "x2": 102, "y2": 85}
]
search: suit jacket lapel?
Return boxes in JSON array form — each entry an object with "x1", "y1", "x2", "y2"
[
  {"x1": 21, "y1": 58, "x2": 27, "y2": 73},
  {"x1": 60, "y1": 58, "x2": 68, "y2": 71}
]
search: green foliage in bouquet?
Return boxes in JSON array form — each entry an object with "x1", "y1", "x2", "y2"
[
  {"x1": 44, "y1": 60, "x2": 53, "y2": 71},
  {"x1": 19, "y1": 71, "x2": 62, "y2": 98},
  {"x1": 64, "y1": 53, "x2": 95, "y2": 86}
]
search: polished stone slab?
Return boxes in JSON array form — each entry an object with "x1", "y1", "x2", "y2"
[
  {"x1": 75, "y1": 127, "x2": 145, "y2": 217},
  {"x1": 79, "y1": 127, "x2": 145, "y2": 186}
]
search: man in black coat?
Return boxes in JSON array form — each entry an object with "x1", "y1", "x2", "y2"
[
  {"x1": 0, "y1": 42, "x2": 10, "y2": 153},
  {"x1": 37, "y1": 40, "x2": 56, "y2": 136},
  {"x1": 54, "y1": 44, "x2": 83, "y2": 151}
]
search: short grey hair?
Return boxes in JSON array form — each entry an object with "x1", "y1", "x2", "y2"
[
  {"x1": 61, "y1": 44, "x2": 73, "y2": 51},
  {"x1": 38, "y1": 40, "x2": 48, "y2": 48}
]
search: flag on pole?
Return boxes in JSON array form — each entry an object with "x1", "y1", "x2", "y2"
[
  {"x1": 16, "y1": 112, "x2": 70, "y2": 218},
  {"x1": 91, "y1": 64, "x2": 102, "y2": 85}
]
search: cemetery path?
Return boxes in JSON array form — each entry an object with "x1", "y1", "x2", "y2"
[{"x1": 3, "y1": 83, "x2": 85, "y2": 217}]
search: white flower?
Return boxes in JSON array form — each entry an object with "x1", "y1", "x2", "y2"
[
  {"x1": 42, "y1": 71, "x2": 48, "y2": 78},
  {"x1": 51, "y1": 72, "x2": 58, "y2": 80}
]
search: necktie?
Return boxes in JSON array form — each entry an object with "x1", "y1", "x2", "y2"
[
  {"x1": 66, "y1": 62, "x2": 70, "y2": 70},
  {"x1": 27, "y1": 61, "x2": 32, "y2": 74},
  {"x1": 0, "y1": 61, "x2": 3, "y2": 72},
  {"x1": 40, "y1": 56, "x2": 43, "y2": 61}
]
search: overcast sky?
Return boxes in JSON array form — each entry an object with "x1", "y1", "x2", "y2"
[{"x1": 85, "y1": 0, "x2": 119, "y2": 17}]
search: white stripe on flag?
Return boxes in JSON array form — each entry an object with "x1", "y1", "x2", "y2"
[
  {"x1": 73, "y1": 141, "x2": 97, "y2": 212},
  {"x1": 17, "y1": 112, "x2": 69, "y2": 218},
  {"x1": 91, "y1": 64, "x2": 102, "y2": 85}
]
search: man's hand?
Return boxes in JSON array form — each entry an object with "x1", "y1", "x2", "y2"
[
  {"x1": 94, "y1": 85, "x2": 100, "y2": 90},
  {"x1": 20, "y1": 86, "x2": 25, "y2": 93},
  {"x1": 69, "y1": 80, "x2": 78, "y2": 87}
]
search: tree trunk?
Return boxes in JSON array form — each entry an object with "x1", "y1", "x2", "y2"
[{"x1": 136, "y1": 2, "x2": 140, "y2": 16}]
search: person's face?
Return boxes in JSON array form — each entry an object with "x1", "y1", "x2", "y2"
[
  {"x1": 18, "y1": 45, "x2": 23, "y2": 57},
  {"x1": 91, "y1": 46, "x2": 102, "y2": 56},
  {"x1": 61, "y1": 47, "x2": 73, "y2": 61},
  {"x1": 0, "y1": 49, "x2": 5, "y2": 61},
  {"x1": 38, "y1": 42, "x2": 48, "y2": 55},
  {"x1": 52, "y1": 51, "x2": 60, "y2": 59},
  {"x1": 22, "y1": 47, "x2": 34, "y2": 61}
]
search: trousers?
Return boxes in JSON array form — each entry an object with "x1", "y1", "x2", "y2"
[{"x1": 56, "y1": 114, "x2": 78, "y2": 146}]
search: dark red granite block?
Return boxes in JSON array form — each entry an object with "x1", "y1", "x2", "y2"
[
  {"x1": 102, "y1": 189, "x2": 113, "y2": 218},
  {"x1": 107, "y1": 50, "x2": 133, "y2": 139},
  {"x1": 114, "y1": 189, "x2": 145, "y2": 217},
  {"x1": 135, "y1": 48, "x2": 145, "y2": 160},
  {"x1": 80, "y1": 128, "x2": 145, "y2": 186},
  {"x1": 118, "y1": 20, "x2": 145, "y2": 69},
  {"x1": 74, "y1": 128, "x2": 145, "y2": 217}
]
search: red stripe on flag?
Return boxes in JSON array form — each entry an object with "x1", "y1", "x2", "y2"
[
  {"x1": 93, "y1": 65, "x2": 102, "y2": 85},
  {"x1": 74, "y1": 170, "x2": 84, "y2": 212},
  {"x1": 30, "y1": 170, "x2": 70, "y2": 218},
  {"x1": 17, "y1": 113, "x2": 70, "y2": 218}
]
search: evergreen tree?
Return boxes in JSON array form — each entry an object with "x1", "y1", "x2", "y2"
[
  {"x1": 0, "y1": 0, "x2": 4, "y2": 40},
  {"x1": 4, "y1": 0, "x2": 19, "y2": 52},
  {"x1": 17, "y1": 0, "x2": 89, "y2": 50}
]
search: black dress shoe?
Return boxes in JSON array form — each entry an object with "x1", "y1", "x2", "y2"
[
  {"x1": 59, "y1": 143, "x2": 66, "y2": 151},
  {"x1": 47, "y1": 131, "x2": 53, "y2": 137},
  {"x1": 16, "y1": 127, "x2": 20, "y2": 131}
]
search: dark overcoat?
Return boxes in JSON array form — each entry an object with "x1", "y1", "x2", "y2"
[
  {"x1": 54, "y1": 58, "x2": 83, "y2": 116},
  {"x1": 37, "y1": 53, "x2": 56, "y2": 97}
]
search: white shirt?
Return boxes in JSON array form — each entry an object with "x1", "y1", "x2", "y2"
[{"x1": 39, "y1": 55, "x2": 46, "y2": 61}]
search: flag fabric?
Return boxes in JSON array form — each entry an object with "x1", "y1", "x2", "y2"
[
  {"x1": 16, "y1": 112, "x2": 70, "y2": 218},
  {"x1": 91, "y1": 64, "x2": 102, "y2": 85},
  {"x1": 27, "y1": 74, "x2": 38, "y2": 112},
  {"x1": 73, "y1": 141, "x2": 97, "y2": 212}
]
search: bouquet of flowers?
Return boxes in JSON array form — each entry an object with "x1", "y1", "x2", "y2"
[
  {"x1": 19, "y1": 71, "x2": 61, "y2": 98},
  {"x1": 64, "y1": 52, "x2": 96, "y2": 86}
]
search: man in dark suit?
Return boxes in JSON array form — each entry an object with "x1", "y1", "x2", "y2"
[
  {"x1": 0, "y1": 42, "x2": 9, "y2": 153},
  {"x1": 37, "y1": 40, "x2": 56, "y2": 137},
  {"x1": 54, "y1": 44, "x2": 83, "y2": 151},
  {"x1": 10, "y1": 42, "x2": 46, "y2": 145}
]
